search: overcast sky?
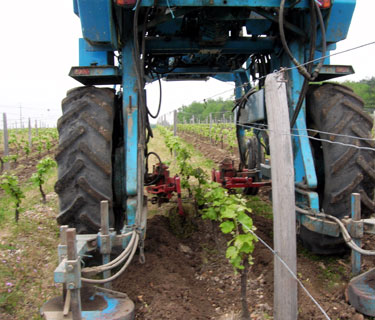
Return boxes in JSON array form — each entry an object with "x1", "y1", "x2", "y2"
[{"x1": 0, "y1": 1, "x2": 374, "y2": 128}]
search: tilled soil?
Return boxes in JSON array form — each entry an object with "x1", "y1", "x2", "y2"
[
  {"x1": 113, "y1": 212, "x2": 370, "y2": 320},
  {"x1": 113, "y1": 132, "x2": 374, "y2": 320},
  {"x1": 114, "y1": 214, "x2": 274, "y2": 320}
]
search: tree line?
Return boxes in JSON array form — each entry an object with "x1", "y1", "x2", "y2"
[
  {"x1": 176, "y1": 78, "x2": 375, "y2": 123},
  {"x1": 177, "y1": 98, "x2": 234, "y2": 123}
]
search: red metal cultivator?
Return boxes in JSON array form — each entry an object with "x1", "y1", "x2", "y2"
[
  {"x1": 212, "y1": 158, "x2": 271, "y2": 194},
  {"x1": 145, "y1": 162, "x2": 184, "y2": 216}
]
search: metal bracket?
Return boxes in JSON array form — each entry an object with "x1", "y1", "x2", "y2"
[{"x1": 65, "y1": 259, "x2": 81, "y2": 290}]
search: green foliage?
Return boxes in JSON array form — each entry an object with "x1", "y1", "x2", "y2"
[
  {"x1": 159, "y1": 126, "x2": 207, "y2": 193},
  {"x1": 0, "y1": 174, "x2": 24, "y2": 222},
  {"x1": 199, "y1": 181, "x2": 257, "y2": 270},
  {"x1": 8, "y1": 134, "x2": 20, "y2": 152},
  {"x1": 340, "y1": 77, "x2": 375, "y2": 111},
  {"x1": 30, "y1": 157, "x2": 57, "y2": 202},
  {"x1": 177, "y1": 98, "x2": 234, "y2": 123},
  {"x1": 158, "y1": 126, "x2": 257, "y2": 271},
  {"x1": 2, "y1": 155, "x2": 18, "y2": 164}
]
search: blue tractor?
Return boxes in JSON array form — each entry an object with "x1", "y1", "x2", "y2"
[{"x1": 42, "y1": 0, "x2": 375, "y2": 318}]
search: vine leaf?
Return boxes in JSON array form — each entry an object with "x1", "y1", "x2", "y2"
[{"x1": 220, "y1": 220, "x2": 235, "y2": 234}]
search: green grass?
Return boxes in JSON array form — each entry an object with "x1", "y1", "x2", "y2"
[
  {"x1": 246, "y1": 196, "x2": 273, "y2": 220},
  {"x1": 0, "y1": 168, "x2": 60, "y2": 319}
]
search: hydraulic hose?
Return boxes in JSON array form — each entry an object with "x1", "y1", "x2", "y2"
[
  {"x1": 287, "y1": 0, "x2": 327, "y2": 128},
  {"x1": 81, "y1": 233, "x2": 140, "y2": 284},
  {"x1": 279, "y1": 0, "x2": 326, "y2": 81},
  {"x1": 144, "y1": 151, "x2": 163, "y2": 186},
  {"x1": 81, "y1": 231, "x2": 136, "y2": 276},
  {"x1": 146, "y1": 75, "x2": 162, "y2": 119}
]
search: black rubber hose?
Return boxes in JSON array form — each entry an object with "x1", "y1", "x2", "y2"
[
  {"x1": 279, "y1": 0, "x2": 326, "y2": 81},
  {"x1": 279, "y1": 0, "x2": 312, "y2": 79},
  {"x1": 290, "y1": 0, "x2": 316, "y2": 128},
  {"x1": 310, "y1": 0, "x2": 327, "y2": 80},
  {"x1": 133, "y1": 0, "x2": 147, "y2": 145},
  {"x1": 290, "y1": 1, "x2": 327, "y2": 128},
  {"x1": 146, "y1": 74, "x2": 162, "y2": 119},
  {"x1": 144, "y1": 152, "x2": 163, "y2": 186}
]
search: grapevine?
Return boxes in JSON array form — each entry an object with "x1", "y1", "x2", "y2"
[
  {"x1": 0, "y1": 174, "x2": 24, "y2": 222},
  {"x1": 29, "y1": 157, "x2": 57, "y2": 203},
  {"x1": 158, "y1": 125, "x2": 257, "y2": 318}
]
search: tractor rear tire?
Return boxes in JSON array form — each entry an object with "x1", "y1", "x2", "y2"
[
  {"x1": 55, "y1": 87, "x2": 115, "y2": 234},
  {"x1": 300, "y1": 83, "x2": 375, "y2": 254}
]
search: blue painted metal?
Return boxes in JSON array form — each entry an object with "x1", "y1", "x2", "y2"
[
  {"x1": 296, "y1": 213, "x2": 340, "y2": 237},
  {"x1": 348, "y1": 268, "x2": 375, "y2": 317},
  {"x1": 325, "y1": 0, "x2": 356, "y2": 43},
  {"x1": 79, "y1": 39, "x2": 113, "y2": 67},
  {"x1": 73, "y1": 0, "x2": 79, "y2": 15},
  {"x1": 76, "y1": 0, "x2": 118, "y2": 48},
  {"x1": 41, "y1": 287, "x2": 135, "y2": 320},
  {"x1": 287, "y1": 42, "x2": 317, "y2": 191},
  {"x1": 122, "y1": 40, "x2": 139, "y2": 230},
  {"x1": 140, "y1": 0, "x2": 310, "y2": 7},
  {"x1": 295, "y1": 190, "x2": 342, "y2": 237},
  {"x1": 154, "y1": 18, "x2": 184, "y2": 35},
  {"x1": 213, "y1": 74, "x2": 236, "y2": 82},
  {"x1": 245, "y1": 19, "x2": 272, "y2": 35}
]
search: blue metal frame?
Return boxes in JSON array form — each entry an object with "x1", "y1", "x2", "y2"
[
  {"x1": 75, "y1": 0, "x2": 118, "y2": 48},
  {"x1": 122, "y1": 40, "x2": 139, "y2": 230},
  {"x1": 69, "y1": 0, "x2": 358, "y2": 255}
]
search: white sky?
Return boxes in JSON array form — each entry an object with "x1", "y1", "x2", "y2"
[{"x1": 0, "y1": 1, "x2": 374, "y2": 127}]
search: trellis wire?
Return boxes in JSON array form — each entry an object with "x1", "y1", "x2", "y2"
[
  {"x1": 240, "y1": 222, "x2": 331, "y2": 320},
  {"x1": 235, "y1": 122, "x2": 375, "y2": 152},
  {"x1": 157, "y1": 39, "x2": 375, "y2": 122}
]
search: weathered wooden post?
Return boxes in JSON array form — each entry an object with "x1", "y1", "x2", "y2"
[
  {"x1": 351, "y1": 193, "x2": 361, "y2": 276},
  {"x1": 3, "y1": 113, "x2": 9, "y2": 171},
  {"x1": 265, "y1": 72, "x2": 297, "y2": 320},
  {"x1": 66, "y1": 228, "x2": 82, "y2": 320},
  {"x1": 28, "y1": 118, "x2": 32, "y2": 149}
]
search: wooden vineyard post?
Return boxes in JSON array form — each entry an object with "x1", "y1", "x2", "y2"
[
  {"x1": 28, "y1": 118, "x2": 32, "y2": 148},
  {"x1": 265, "y1": 72, "x2": 297, "y2": 320},
  {"x1": 173, "y1": 110, "x2": 177, "y2": 158},
  {"x1": 173, "y1": 110, "x2": 177, "y2": 137},
  {"x1": 66, "y1": 228, "x2": 82, "y2": 320},
  {"x1": 3, "y1": 113, "x2": 9, "y2": 171},
  {"x1": 351, "y1": 193, "x2": 361, "y2": 276},
  {"x1": 209, "y1": 113, "x2": 212, "y2": 143}
]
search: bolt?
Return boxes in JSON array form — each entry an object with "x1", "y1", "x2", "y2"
[
  {"x1": 90, "y1": 240, "x2": 97, "y2": 247},
  {"x1": 67, "y1": 282, "x2": 75, "y2": 290},
  {"x1": 66, "y1": 264, "x2": 74, "y2": 272}
]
